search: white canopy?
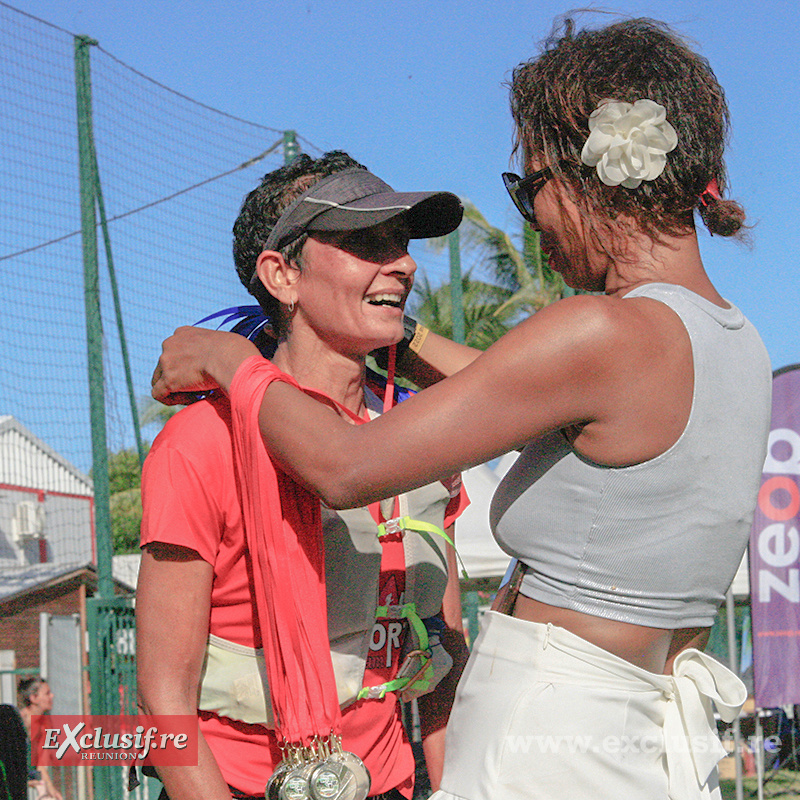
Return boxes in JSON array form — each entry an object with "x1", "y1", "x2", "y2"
[
  {"x1": 456, "y1": 461, "x2": 515, "y2": 580},
  {"x1": 730, "y1": 550, "x2": 750, "y2": 597}
]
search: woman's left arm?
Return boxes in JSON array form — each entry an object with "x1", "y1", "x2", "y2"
[
  {"x1": 153, "y1": 295, "x2": 639, "y2": 509},
  {"x1": 394, "y1": 327, "x2": 482, "y2": 388},
  {"x1": 417, "y1": 533, "x2": 469, "y2": 790}
]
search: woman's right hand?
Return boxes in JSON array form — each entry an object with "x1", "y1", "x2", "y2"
[{"x1": 152, "y1": 327, "x2": 260, "y2": 404}]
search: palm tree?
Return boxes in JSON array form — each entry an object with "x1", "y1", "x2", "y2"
[
  {"x1": 462, "y1": 202, "x2": 566, "y2": 314},
  {"x1": 411, "y1": 269, "x2": 519, "y2": 350},
  {"x1": 416, "y1": 200, "x2": 568, "y2": 347}
]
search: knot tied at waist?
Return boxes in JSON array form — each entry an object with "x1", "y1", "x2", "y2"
[
  {"x1": 539, "y1": 627, "x2": 747, "y2": 799},
  {"x1": 660, "y1": 648, "x2": 746, "y2": 799}
]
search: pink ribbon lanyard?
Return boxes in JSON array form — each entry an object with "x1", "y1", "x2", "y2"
[{"x1": 231, "y1": 346, "x2": 400, "y2": 746}]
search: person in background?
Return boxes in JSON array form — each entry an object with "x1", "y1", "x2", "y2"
[
  {"x1": 152, "y1": 15, "x2": 773, "y2": 800},
  {"x1": 137, "y1": 151, "x2": 469, "y2": 800},
  {"x1": 18, "y1": 677, "x2": 62, "y2": 800}
]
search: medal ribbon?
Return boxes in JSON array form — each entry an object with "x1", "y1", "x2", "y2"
[{"x1": 227, "y1": 348, "x2": 401, "y2": 746}]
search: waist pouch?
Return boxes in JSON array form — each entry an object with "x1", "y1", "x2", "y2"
[
  {"x1": 198, "y1": 634, "x2": 364, "y2": 727},
  {"x1": 199, "y1": 623, "x2": 452, "y2": 726}
]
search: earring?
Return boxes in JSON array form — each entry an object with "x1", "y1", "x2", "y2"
[{"x1": 288, "y1": 300, "x2": 295, "y2": 314}]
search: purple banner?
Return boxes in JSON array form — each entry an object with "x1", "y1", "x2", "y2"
[{"x1": 750, "y1": 364, "x2": 800, "y2": 708}]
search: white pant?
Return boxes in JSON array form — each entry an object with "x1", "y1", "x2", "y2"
[{"x1": 431, "y1": 611, "x2": 745, "y2": 800}]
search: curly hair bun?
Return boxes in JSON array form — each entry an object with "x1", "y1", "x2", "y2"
[{"x1": 509, "y1": 15, "x2": 748, "y2": 240}]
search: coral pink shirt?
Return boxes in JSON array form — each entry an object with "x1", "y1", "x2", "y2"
[{"x1": 141, "y1": 395, "x2": 464, "y2": 796}]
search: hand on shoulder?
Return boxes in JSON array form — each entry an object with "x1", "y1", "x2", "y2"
[{"x1": 152, "y1": 327, "x2": 260, "y2": 404}]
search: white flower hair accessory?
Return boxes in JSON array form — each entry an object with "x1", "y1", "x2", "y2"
[{"x1": 580, "y1": 99, "x2": 678, "y2": 189}]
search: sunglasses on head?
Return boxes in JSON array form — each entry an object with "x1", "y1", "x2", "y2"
[{"x1": 502, "y1": 163, "x2": 563, "y2": 228}]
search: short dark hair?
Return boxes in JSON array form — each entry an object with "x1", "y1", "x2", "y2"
[
  {"x1": 232, "y1": 151, "x2": 368, "y2": 327},
  {"x1": 509, "y1": 16, "x2": 745, "y2": 240},
  {"x1": 18, "y1": 676, "x2": 46, "y2": 707}
]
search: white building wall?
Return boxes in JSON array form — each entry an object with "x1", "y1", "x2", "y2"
[
  {"x1": 0, "y1": 416, "x2": 92, "y2": 496},
  {"x1": 0, "y1": 416, "x2": 94, "y2": 567}
]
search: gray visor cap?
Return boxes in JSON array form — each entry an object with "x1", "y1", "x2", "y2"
[{"x1": 262, "y1": 167, "x2": 464, "y2": 254}]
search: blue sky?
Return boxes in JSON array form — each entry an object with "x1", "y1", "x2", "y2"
[{"x1": 12, "y1": 0, "x2": 800, "y2": 372}]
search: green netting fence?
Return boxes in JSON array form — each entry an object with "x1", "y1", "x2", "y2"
[
  {"x1": 1, "y1": 2, "x2": 301, "y2": 472},
  {"x1": 0, "y1": 3, "x2": 462, "y2": 574},
  {"x1": 0, "y1": 3, "x2": 323, "y2": 580}
]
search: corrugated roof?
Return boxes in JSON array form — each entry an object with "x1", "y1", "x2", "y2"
[
  {"x1": 0, "y1": 561, "x2": 91, "y2": 602},
  {"x1": 0, "y1": 560, "x2": 134, "y2": 603}
]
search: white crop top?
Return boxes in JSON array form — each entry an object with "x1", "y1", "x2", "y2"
[{"x1": 491, "y1": 283, "x2": 772, "y2": 628}]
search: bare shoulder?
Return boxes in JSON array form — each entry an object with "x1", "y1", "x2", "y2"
[
  {"x1": 513, "y1": 292, "x2": 694, "y2": 464},
  {"x1": 526, "y1": 291, "x2": 683, "y2": 338},
  {"x1": 473, "y1": 292, "x2": 693, "y2": 463},
  {"x1": 448, "y1": 294, "x2": 663, "y2": 437},
  {"x1": 493, "y1": 292, "x2": 678, "y2": 378}
]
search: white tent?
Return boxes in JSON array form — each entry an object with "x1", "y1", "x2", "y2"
[
  {"x1": 493, "y1": 451, "x2": 520, "y2": 480},
  {"x1": 457, "y1": 463, "x2": 514, "y2": 580},
  {"x1": 730, "y1": 550, "x2": 750, "y2": 597}
]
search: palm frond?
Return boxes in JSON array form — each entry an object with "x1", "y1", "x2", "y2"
[{"x1": 418, "y1": 197, "x2": 568, "y2": 346}]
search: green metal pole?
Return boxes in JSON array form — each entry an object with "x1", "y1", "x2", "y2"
[
  {"x1": 75, "y1": 35, "x2": 113, "y2": 599},
  {"x1": 465, "y1": 590, "x2": 480, "y2": 648},
  {"x1": 92, "y1": 149, "x2": 147, "y2": 467},
  {"x1": 448, "y1": 227, "x2": 465, "y2": 344},
  {"x1": 726, "y1": 590, "x2": 745, "y2": 800},
  {"x1": 283, "y1": 129, "x2": 299, "y2": 164}
]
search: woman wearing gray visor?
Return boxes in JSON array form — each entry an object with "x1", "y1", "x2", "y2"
[{"x1": 137, "y1": 151, "x2": 470, "y2": 800}]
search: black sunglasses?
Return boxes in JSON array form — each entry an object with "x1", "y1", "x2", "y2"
[{"x1": 502, "y1": 165, "x2": 556, "y2": 228}]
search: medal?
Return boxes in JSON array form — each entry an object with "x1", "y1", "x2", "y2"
[
  {"x1": 266, "y1": 759, "x2": 294, "y2": 800},
  {"x1": 308, "y1": 760, "x2": 349, "y2": 800},
  {"x1": 279, "y1": 762, "x2": 315, "y2": 800},
  {"x1": 313, "y1": 749, "x2": 371, "y2": 800},
  {"x1": 266, "y1": 735, "x2": 370, "y2": 800}
]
